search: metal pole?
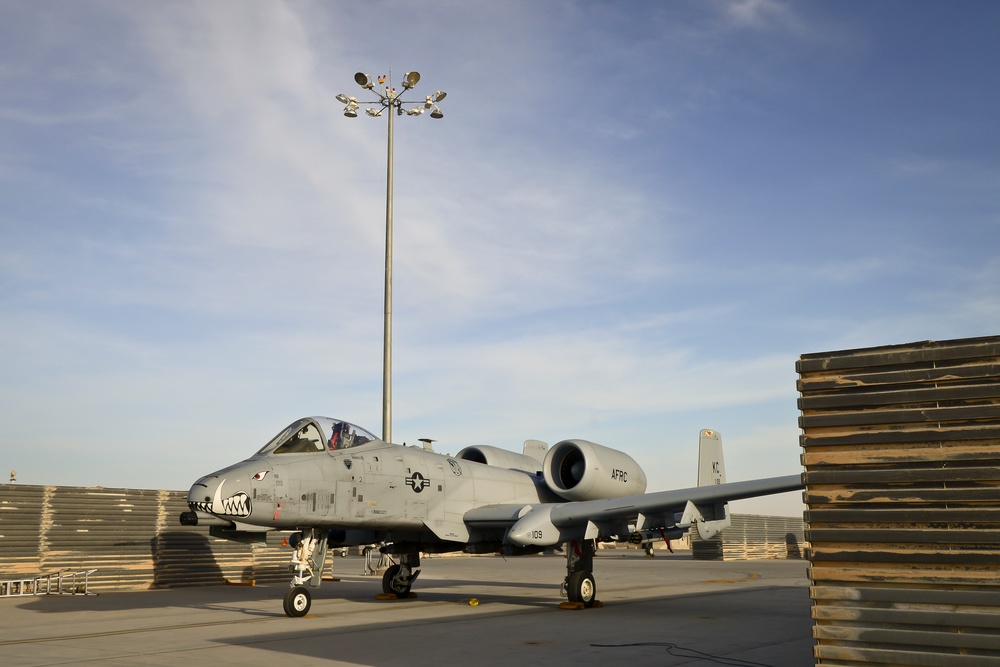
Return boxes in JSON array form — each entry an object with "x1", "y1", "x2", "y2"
[
  {"x1": 382, "y1": 96, "x2": 394, "y2": 443},
  {"x1": 339, "y1": 72, "x2": 443, "y2": 444}
]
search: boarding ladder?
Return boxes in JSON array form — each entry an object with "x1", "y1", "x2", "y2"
[{"x1": 0, "y1": 569, "x2": 98, "y2": 597}]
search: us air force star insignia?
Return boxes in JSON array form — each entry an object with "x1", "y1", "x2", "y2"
[{"x1": 406, "y1": 472, "x2": 430, "y2": 493}]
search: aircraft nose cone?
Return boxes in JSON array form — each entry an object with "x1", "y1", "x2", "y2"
[
  {"x1": 187, "y1": 475, "x2": 219, "y2": 514},
  {"x1": 186, "y1": 462, "x2": 272, "y2": 519}
]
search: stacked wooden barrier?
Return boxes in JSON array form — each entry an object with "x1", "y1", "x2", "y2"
[
  {"x1": 798, "y1": 335, "x2": 1000, "y2": 666},
  {"x1": 0, "y1": 484, "x2": 292, "y2": 591},
  {"x1": 692, "y1": 513, "x2": 806, "y2": 561}
]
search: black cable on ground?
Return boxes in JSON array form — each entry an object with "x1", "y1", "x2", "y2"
[{"x1": 591, "y1": 641, "x2": 775, "y2": 667}]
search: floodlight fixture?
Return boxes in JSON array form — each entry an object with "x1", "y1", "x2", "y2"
[
  {"x1": 425, "y1": 91, "x2": 447, "y2": 109},
  {"x1": 430, "y1": 106, "x2": 444, "y2": 119},
  {"x1": 355, "y1": 72, "x2": 374, "y2": 89},
  {"x1": 402, "y1": 71, "x2": 421, "y2": 89},
  {"x1": 366, "y1": 108, "x2": 383, "y2": 117},
  {"x1": 405, "y1": 107, "x2": 424, "y2": 116},
  {"x1": 336, "y1": 93, "x2": 350, "y2": 104}
]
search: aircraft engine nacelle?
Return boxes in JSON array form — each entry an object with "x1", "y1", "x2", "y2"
[
  {"x1": 456, "y1": 445, "x2": 542, "y2": 473},
  {"x1": 542, "y1": 439, "x2": 647, "y2": 501}
]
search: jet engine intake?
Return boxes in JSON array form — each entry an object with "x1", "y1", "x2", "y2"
[{"x1": 542, "y1": 439, "x2": 647, "y2": 501}]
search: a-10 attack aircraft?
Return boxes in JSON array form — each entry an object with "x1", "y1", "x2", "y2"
[{"x1": 181, "y1": 417, "x2": 803, "y2": 617}]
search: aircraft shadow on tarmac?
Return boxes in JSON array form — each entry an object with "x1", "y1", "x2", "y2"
[
  {"x1": 14, "y1": 570, "x2": 568, "y2": 616},
  {"x1": 15, "y1": 550, "x2": 771, "y2": 616},
  {"x1": 205, "y1": 584, "x2": 814, "y2": 667},
  {"x1": 15, "y1": 582, "x2": 283, "y2": 615},
  {"x1": 152, "y1": 531, "x2": 228, "y2": 588}
]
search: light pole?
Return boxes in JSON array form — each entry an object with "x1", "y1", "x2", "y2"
[{"x1": 337, "y1": 71, "x2": 447, "y2": 444}]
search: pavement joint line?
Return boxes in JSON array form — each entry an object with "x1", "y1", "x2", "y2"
[
  {"x1": 0, "y1": 596, "x2": 486, "y2": 646},
  {"x1": 0, "y1": 615, "x2": 277, "y2": 646},
  {"x1": 704, "y1": 572, "x2": 761, "y2": 584}
]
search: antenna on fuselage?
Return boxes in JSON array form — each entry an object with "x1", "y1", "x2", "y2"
[{"x1": 418, "y1": 438, "x2": 436, "y2": 452}]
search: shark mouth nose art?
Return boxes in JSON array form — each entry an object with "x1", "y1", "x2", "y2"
[
  {"x1": 187, "y1": 491, "x2": 251, "y2": 517},
  {"x1": 219, "y1": 492, "x2": 252, "y2": 517}
]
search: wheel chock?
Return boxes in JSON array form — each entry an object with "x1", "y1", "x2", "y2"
[
  {"x1": 225, "y1": 579, "x2": 256, "y2": 586},
  {"x1": 559, "y1": 600, "x2": 603, "y2": 610},
  {"x1": 375, "y1": 592, "x2": 419, "y2": 600}
]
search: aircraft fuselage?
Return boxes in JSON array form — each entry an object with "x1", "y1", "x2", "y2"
[{"x1": 187, "y1": 436, "x2": 557, "y2": 546}]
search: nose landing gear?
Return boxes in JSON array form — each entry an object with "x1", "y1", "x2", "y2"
[{"x1": 283, "y1": 528, "x2": 329, "y2": 617}]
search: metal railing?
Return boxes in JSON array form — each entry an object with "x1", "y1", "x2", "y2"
[{"x1": 1, "y1": 569, "x2": 98, "y2": 597}]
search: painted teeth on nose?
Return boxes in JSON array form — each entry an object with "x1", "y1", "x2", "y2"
[{"x1": 221, "y1": 492, "x2": 252, "y2": 517}]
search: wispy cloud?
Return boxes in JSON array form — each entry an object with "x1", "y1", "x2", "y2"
[
  {"x1": 1, "y1": 2, "x2": 998, "y2": 517},
  {"x1": 721, "y1": 0, "x2": 806, "y2": 35}
]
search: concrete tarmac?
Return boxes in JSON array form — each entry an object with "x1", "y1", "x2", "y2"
[{"x1": 1, "y1": 552, "x2": 814, "y2": 666}]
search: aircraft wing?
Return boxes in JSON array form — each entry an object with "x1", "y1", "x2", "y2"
[{"x1": 465, "y1": 473, "x2": 802, "y2": 547}]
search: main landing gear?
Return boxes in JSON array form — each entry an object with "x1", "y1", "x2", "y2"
[
  {"x1": 381, "y1": 550, "x2": 421, "y2": 597},
  {"x1": 283, "y1": 528, "x2": 329, "y2": 617},
  {"x1": 561, "y1": 539, "x2": 599, "y2": 608}
]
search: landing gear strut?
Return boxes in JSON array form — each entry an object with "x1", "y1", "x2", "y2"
[
  {"x1": 284, "y1": 528, "x2": 328, "y2": 617},
  {"x1": 382, "y1": 550, "x2": 420, "y2": 597},
  {"x1": 562, "y1": 539, "x2": 598, "y2": 608}
]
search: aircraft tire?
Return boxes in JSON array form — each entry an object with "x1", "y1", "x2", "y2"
[
  {"x1": 382, "y1": 564, "x2": 412, "y2": 596},
  {"x1": 283, "y1": 585, "x2": 311, "y2": 617},
  {"x1": 567, "y1": 570, "x2": 596, "y2": 607}
]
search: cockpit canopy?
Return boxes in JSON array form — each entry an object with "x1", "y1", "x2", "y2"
[{"x1": 254, "y1": 417, "x2": 378, "y2": 456}]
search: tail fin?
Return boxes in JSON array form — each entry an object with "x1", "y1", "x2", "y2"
[
  {"x1": 686, "y1": 428, "x2": 731, "y2": 539},
  {"x1": 697, "y1": 429, "x2": 726, "y2": 486},
  {"x1": 522, "y1": 439, "x2": 547, "y2": 466}
]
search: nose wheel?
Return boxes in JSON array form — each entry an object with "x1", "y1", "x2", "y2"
[
  {"x1": 283, "y1": 585, "x2": 312, "y2": 617},
  {"x1": 283, "y1": 528, "x2": 329, "y2": 617}
]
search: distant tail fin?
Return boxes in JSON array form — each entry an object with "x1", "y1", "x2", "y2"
[
  {"x1": 523, "y1": 439, "x2": 547, "y2": 466},
  {"x1": 687, "y1": 428, "x2": 731, "y2": 539},
  {"x1": 697, "y1": 429, "x2": 726, "y2": 486}
]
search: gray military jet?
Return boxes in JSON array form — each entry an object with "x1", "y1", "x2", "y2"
[{"x1": 181, "y1": 417, "x2": 802, "y2": 616}]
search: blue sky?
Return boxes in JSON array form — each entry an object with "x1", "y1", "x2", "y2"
[{"x1": 2, "y1": 1, "x2": 998, "y2": 515}]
